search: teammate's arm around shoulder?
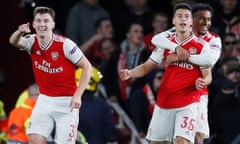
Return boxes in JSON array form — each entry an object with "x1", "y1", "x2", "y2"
[
  {"x1": 9, "y1": 23, "x2": 31, "y2": 49},
  {"x1": 119, "y1": 59, "x2": 156, "y2": 81},
  {"x1": 151, "y1": 31, "x2": 177, "y2": 51},
  {"x1": 151, "y1": 30, "x2": 189, "y2": 60},
  {"x1": 188, "y1": 42, "x2": 213, "y2": 67},
  {"x1": 209, "y1": 36, "x2": 222, "y2": 66}
]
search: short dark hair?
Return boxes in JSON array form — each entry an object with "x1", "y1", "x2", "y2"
[
  {"x1": 95, "y1": 17, "x2": 110, "y2": 29},
  {"x1": 126, "y1": 22, "x2": 143, "y2": 33},
  {"x1": 174, "y1": 3, "x2": 192, "y2": 14},
  {"x1": 192, "y1": 3, "x2": 214, "y2": 16},
  {"x1": 152, "y1": 12, "x2": 168, "y2": 21},
  {"x1": 33, "y1": 6, "x2": 56, "y2": 20}
]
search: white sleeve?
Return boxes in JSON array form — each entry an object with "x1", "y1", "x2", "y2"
[
  {"x1": 208, "y1": 37, "x2": 222, "y2": 66},
  {"x1": 151, "y1": 31, "x2": 178, "y2": 51},
  {"x1": 188, "y1": 43, "x2": 214, "y2": 67},
  {"x1": 150, "y1": 47, "x2": 164, "y2": 64},
  {"x1": 22, "y1": 34, "x2": 35, "y2": 54},
  {"x1": 63, "y1": 38, "x2": 84, "y2": 64}
]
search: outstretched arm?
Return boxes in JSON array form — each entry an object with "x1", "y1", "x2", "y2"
[
  {"x1": 119, "y1": 47, "x2": 164, "y2": 81},
  {"x1": 119, "y1": 59, "x2": 157, "y2": 81}
]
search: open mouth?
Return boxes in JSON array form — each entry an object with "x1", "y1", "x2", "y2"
[
  {"x1": 180, "y1": 23, "x2": 186, "y2": 27},
  {"x1": 38, "y1": 26, "x2": 47, "y2": 31}
]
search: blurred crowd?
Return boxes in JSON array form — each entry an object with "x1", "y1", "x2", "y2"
[{"x1": 1, "y1": 0, "x2": 240, "y2": 143}]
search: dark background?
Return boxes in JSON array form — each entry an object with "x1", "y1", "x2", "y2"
[{"x1": 1, "y1": 0, "x2": 34, "y2": 113}]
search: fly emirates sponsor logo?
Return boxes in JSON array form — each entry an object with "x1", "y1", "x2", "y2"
[
  {"x1": 34, "y1": 60, "x2": 63, "y2": 73},
  {"x1": 171, "y1": 62, "x2": 194, "y2": 70}
]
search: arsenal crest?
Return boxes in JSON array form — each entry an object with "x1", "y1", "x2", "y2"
[
  {"x1": 189, "y1": 47, "x2": 197, "y2": 54},
  {"x1": 51, "y1": 51, "x2": 59, "y2": 61}
]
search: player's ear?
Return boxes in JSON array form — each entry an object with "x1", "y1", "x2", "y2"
[{"x1": 53, "y1": 21, "x2": 55, "y2": 29}]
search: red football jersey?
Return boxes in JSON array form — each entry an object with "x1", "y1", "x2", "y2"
[
  {"x1": 27, "y1": 34, "x2": 83, "y2": 96},
  {"x1": 151, "y1": 33, "x2": 209, "y2": 108}
]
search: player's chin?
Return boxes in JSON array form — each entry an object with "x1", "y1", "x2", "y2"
[
  {"x1": 179, "y1": 29, "x2": 187, "y2": 33},
  {"x1": 36, "y1": 31, "x2": 45, "y2": 35},
  {"x1": 200, "y1": 27, "x2": 208, "y2": 32}
]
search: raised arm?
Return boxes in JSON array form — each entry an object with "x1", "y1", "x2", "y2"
[
  {"x1": 9, "y1": 23, "x2": 31, "y2": 49},
  {"x1": 79, "y1": 33, "x2": 103, "y2": 52}
]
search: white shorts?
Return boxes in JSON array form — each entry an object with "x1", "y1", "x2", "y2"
[
  {"x1": 195, "y1": 95, "x2": 209, "y2": 138},
  {"x1": 146, "y1": 103, "x2": 198, "y2": 144},
  {"x1": 27, "y1": 94, "x2": 79, "y2": 144}
]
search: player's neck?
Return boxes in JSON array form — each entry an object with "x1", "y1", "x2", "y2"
[
  {"x1": 198, "y1": 31, "x2": 208, "y2": 36},
  {"x1": 38, "y1": 33, "x2": 53, "y2": 48},
  {"x1": 176, "y1": 31, "x2": 192, "y2": 42},
  {"x1": 192, "y1": 29, "x2": 207, "y2": 36}
]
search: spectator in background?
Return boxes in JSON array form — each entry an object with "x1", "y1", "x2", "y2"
[
  {"x1": 104, "y1": 22, "x2": 150, "y2": 113},
  {"x1": 65, "y1": 0, "x2": 109, "y2": 46},
  {"x1": 75, "y1": 67, "x2": 117, "y2": 144},
  {"x1": 230, "y1": 18, "x2": 240, "y2": 36},
  {"x1": 128, "y1": 67, "x2": 164, "y2": 140},
  {"x1": 234, "y1": 39, "x2": 240, "y2": 62},
  {"x1": 0, "y1": 99, "x2": 7, "y2": 144},
  {"x1": 209, "y1": 58, "x2": 240, "y2": 144},
  {"x1": 228, "y1": 33, "x2": 240, "y2": 59},
  {"x1": 111, "y1": 0, "x2": 153, "y2": 43},
  {"x1": 13, "y1": 84, "x2": 55, "y2": 144},
  {"x1": 94, "y1": 38, "x2": 117, "y2": 74},
  {"x1": 221, "y1": 32, "x2": 238, "y2": 61},
  {"x1": 7, "y1": 83, "x2": 39, "y2": 144},
  {"x1": 0, "y1": 71, "x2": 7, "y2": 143},
  {"x1": 79, "y1": 17, "x2": 114, "y2": 62},
  {"x1": 212, "y1": 0, "x2": 240, "y2": 37},
  {"x1": 143, "y1": 12, "x2": 169, "y2": 51},
  {"x1": 15, "y1": 88, "x2": 31, "y2": 108}
]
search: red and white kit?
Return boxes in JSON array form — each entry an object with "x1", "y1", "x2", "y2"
[
  {"x1": 146, "y1": 32, "x2": 210, "y2": 143},
  {"x1": 22, "y1": 34, "x2": 83, "y2": 144}
]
